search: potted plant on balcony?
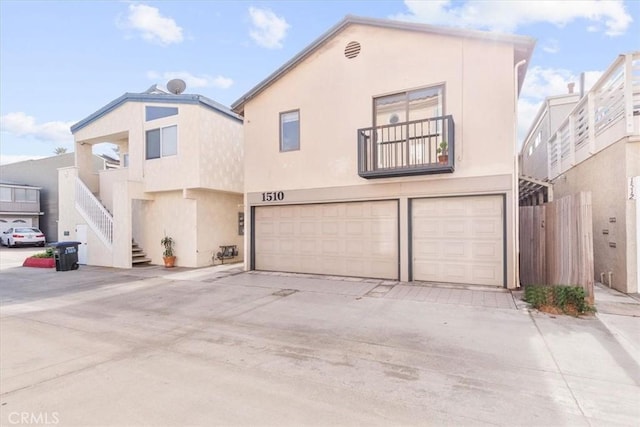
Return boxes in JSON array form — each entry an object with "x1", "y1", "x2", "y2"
[
  {"x1": 161, "y1": 235, "x2": 176, "y2": 268},
  {"x1": 437, "y1": 141, "x2": 449, "y2": 165}
]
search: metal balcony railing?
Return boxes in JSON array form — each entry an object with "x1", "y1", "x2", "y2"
[{"x1": 358, "y1": 115, "x2": 455, "y2": 178}]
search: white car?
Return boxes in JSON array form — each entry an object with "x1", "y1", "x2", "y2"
[{"x1": 1, "y1": 227, "x2": 46, "y2": 247}]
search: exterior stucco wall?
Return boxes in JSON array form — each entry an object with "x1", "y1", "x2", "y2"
[
  {"x1": 74, "y1": 101, "x2": 243, "y2": 195},
  {"x1": 243, "y1": 24, "x2": 517, "y2": 193},
  {"x1": 139, "y1": 191, "x2": 198, "y2": 267},
  {"x1": 552, "y1": 138, "x2": 639, "y2": 293},
  {"x1": 194, "y1": 190, "x2": 244, "y2": 266},
  {"x1": 242, "y1": 24, "x2": 520, "y2": 287}
]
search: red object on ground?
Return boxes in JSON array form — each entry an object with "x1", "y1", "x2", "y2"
[{"x1": 23, "y1": 257, "x2": 55, "y2": 268}]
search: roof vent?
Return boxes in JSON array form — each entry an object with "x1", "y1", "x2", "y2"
[{"x1": 344, "y1": 41, "x2": 361, "y2": 59}]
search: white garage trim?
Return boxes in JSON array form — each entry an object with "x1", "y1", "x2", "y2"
[
  {"x1": 252, "y1": 200, "x2": 399, "y2": 280},
  {"x1": 410, "y1": 195, "x2": 505, "y2": 287}
]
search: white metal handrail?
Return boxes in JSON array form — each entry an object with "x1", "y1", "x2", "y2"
[
  {"x1": 75, "y1": 176, "x2": 113, "y2": 246},
  {"x1": 547, "y1": 52, "x2": 639, "y2": 180}
]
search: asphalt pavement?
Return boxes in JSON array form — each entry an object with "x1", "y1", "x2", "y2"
[{"x1": 0, "y1": 249, "x2": 638, "y2": 426}]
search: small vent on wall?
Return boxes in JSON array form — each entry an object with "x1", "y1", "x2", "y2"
[{"x1": 344, "y1": 41, "x2": 361, "y2": 59}]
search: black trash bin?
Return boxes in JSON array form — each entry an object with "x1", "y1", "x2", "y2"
[{"x1": 49, "y1": 241, "x2": 80, "y2": 271}]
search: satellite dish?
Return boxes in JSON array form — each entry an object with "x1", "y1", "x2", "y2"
[{"x1": 166, "y1": 79, "x2": 186, "y2": 95}]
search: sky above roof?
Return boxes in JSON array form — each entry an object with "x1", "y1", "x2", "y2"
[{"x1": 1, "y1": 0, "x2": 638, "y2": 165}]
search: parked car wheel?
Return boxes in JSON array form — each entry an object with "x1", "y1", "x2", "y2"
[{"x1": 8, "y1": 238, "x2": 15, "y2": 248}]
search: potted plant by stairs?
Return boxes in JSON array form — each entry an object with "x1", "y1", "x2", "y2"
[
  {"x1": 437, "y1": 140, "x2": 449, "y2": 165},
  {"x1": 161, "y1": 236, "x2": 176, "y2": 268}
]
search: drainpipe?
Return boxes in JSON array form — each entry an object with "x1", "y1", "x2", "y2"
[{"x1": 514, "y1": 59, "x2": 527, "y2": 288}]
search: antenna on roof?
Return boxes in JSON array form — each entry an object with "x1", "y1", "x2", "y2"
[{"x1": 166, "y1": 79, "x2": 186, "y2": 95}]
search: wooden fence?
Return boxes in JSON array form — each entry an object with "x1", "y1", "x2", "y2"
[{"x1": 519, "y1": 192, "x2": 594, "y2": 302}]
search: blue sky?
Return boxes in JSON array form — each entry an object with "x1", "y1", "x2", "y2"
[{"x1": 1, "y1": 0, "x2": 638, "y2": 164}]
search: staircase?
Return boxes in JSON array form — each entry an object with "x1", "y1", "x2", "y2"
[{"x1": 132, "y1": 241, "x2": 151, "y2": 266}]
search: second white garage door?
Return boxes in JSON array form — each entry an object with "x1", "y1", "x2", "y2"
[
  {"x1": 254, "y1": 200, "x2": 398, "y2": 279},
  {"x1": 412, "y1": 196, "x2": 504, "y2": 287}
]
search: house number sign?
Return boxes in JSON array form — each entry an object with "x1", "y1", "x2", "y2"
[{"x1": 261, "y1": 191, "x2": 285, "y2": 202}]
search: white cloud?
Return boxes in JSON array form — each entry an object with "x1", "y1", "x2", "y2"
[
  {"x1": 0, "y1": 112, "x2": 73, "y2": 142},
  {"x1": 521, "y1": 66, "x2": 603, "y2": 100},
  {"x1": 147, "y1": 71, "x2": 234, "y2": 89},
  {"x1": 120, "y1": 4, "x2": 183, "y2": 46},
  {"x1": 517, "y1": 67, "x2": 604, "y2": 145},
  {"x1": 248, "y1": 7, "x2": 290, "y2": 49},
  {"x1": 392, "y1": 0, "x2": 632, "y2": 36}
]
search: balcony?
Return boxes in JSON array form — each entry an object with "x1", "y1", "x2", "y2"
[
  {"x1": 358, "y1": 115, "x2": 455, "y2": 179},
  {"x1": 548, "y1": 52, "x2": 639, "y2": 180}
]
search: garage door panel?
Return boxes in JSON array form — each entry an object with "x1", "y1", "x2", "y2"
[
  {"x1": 255, "y1": 201, "x2": 398, "y2": 280},
  {"x1": 412, "y1": 196, "x2": 503, "y2": 287}
]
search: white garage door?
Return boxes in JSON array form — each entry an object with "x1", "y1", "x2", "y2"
[
  {"x1": 254, "y1": 200, "x2": 398, "y2": 279},
  {"x1": 0, "y1": 217, "x2": 32, "y2": 233},
  {"x1": 412, "y1": 196, "x2": 504, "y2": 287}
]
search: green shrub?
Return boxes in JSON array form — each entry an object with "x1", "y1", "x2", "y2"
[
  {"x1": 31, "y1": 248, "x2": 54, "y2": 258},
  {"x1": 524, "y1": 285, "x2": 594, "y2": 315}
]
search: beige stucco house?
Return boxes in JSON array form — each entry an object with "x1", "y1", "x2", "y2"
[
  {"x1": 59, "y1": 86, "x2": 244, "y2": 268},
  {"x1": 520, "y1": 52, "x2": 640, "y2": 294},
  {"x1": 232, "y1": 16, "x2": 535, "y2": 289}
]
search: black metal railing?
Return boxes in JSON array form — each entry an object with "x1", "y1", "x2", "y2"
[{"x1": 358, "y1": 115, "x2": 455, "y2": 178}]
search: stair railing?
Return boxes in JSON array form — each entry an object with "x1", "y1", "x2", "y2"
[{"x1": 75, "y1": 176, "x2": 113, "y2": 247}]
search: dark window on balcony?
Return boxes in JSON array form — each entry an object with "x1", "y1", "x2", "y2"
[
  {"x1": 374, "y1": 85, "x2": 444, "y2": 127},
  {"x1": 280, "y1": 110, "x2": 300, "y2": 152}
]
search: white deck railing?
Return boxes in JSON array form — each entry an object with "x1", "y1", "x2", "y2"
[
  {"x1": 75, "y1": 176, "x2": 113, "y2": 247},
  {"x1": 548, "y1": 52, "x2": 639, "y2": 180}
]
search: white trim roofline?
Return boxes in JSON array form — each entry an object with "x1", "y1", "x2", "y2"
[
  {"x1": 231, "y1": 14, "x2": 536, "y2": 113},
  {"x1": 71, "y1": 92, "x2": 243, "y2": 134}
]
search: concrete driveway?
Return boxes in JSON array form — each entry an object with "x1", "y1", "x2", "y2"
[{"x1": 0, "y1": 260, "x2": 639, "y2": 426}]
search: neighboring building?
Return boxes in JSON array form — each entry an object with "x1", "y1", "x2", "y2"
[
  {"x1": 520, "y1": 52, "x2": 640, "y2": 294},
  {"x1": 0, "y1": 180, "x2": 42, "y2": 233},
  {"x1": 1, "y1": 153, "x2": 108, "y2": 241},
  {"x1": 519, "y1": 91, "x2": 581, "y2": 182},
  {"x1": 59, "y1": 86, "x2": 244, "y2": 268},
  {"x1": 232, "y1": 16, "x2": 535, "y2": 288}
]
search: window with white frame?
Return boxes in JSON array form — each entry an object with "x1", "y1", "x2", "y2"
[
  {"x1": 0, "y1": 187, "x2": 11, "y2": 202},
  {"x1": 13, "y1": 188, "x2": 37, "y2": 202},
  {"x1": 534, "y1": 131, "x2": 542, "y2": 147},
  {"x1": 146, "y1": 125, "x2": 177, "y2": 159},
  {"x1": 280, "y1": 110, "x2": 300, "y2": 152}
]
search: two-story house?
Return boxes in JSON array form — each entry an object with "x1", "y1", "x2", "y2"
[
  {"x1": 232, "y1": 16, "x2": 535, "y2": 288},
  {"x1": 520, "y1": 52, "x2": 640, "y2": 294},
  {"x1": 58, "y1": 86, "x2": 244, "y2": 268},
  {"x1": 0, "y1": 181, "x2": 43, "y2": 234}
]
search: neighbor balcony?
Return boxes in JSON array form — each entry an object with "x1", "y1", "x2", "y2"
[{"x1": 358, "y1": 115, "x2": 455, "y2": 179}]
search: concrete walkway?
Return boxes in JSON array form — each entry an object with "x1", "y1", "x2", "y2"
[{"x1": 1, "y1": 263, "x2": 639, "y2": 426}]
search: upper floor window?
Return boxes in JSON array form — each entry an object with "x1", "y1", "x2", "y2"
[
  {"x1": 534, "y1": 131, "x2": 542, "y2": 147},
  {"x1": 374, "y1": 85, "x2": 444, "y2": 126},
  {"x1": 146, "y1": 125, "x2": 177, "y2": 160},
  {"x1": 280, "y1": 110, "x2": 300, "y2": 152},
  {"x1": 146, "y1": 106, "x2": 178, "y2": 121},
  {"x1": 528, "y1": 144, "x2": 534, "y2": 156},
  {"x1": 13, "y1": 188, "x2": 37, "y2": 202},
  {"x1": 0, "y1": 187, "x2": 11, "y2": 202}
]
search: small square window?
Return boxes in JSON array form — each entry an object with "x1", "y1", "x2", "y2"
[{"x1": 280, "y1": 110, "x2": 300, "y2": 152}]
